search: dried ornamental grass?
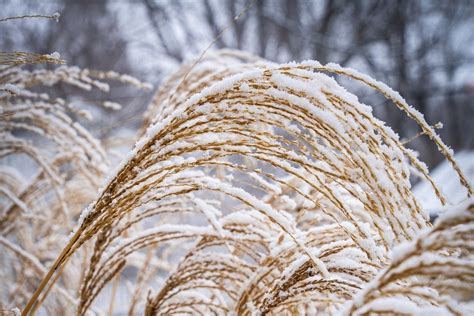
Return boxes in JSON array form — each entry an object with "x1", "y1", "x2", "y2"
[
  {"x1": 345, "y1": 198, "x2": 474, "y2": 315},
  {"x1": 0, "y1": 21, "x2": 151, "y2": 313},
  {"x1": 143, "y1": 50, "x2": 263, "y2": 127},
  {"x1": 3, "y1": 50, "x2": 472, "y2": 315}
]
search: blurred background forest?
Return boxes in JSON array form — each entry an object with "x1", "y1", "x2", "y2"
[{"x1": 1, "y1": 0, "x2": 473, "y2": 168}]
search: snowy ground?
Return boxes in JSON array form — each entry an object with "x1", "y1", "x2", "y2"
[{"x1": 413, "y1": 151, "x2": 474, "y2": 218}]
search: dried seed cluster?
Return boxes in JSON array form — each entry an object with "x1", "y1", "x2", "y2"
[{"x1": 1, "y1": 50, "x2": 472, "y2": 315}]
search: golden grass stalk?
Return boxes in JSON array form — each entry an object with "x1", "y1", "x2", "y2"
[
  {"x1": 17, "y1": 50, "x2": 472, "y2": 315},
  {"x1": 1, "y1": 48, "x2": 151, "y2": 315}
]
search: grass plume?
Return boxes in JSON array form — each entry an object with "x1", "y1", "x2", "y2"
[{"x1": 2, "y1": 50, "x2": 471, "y2": 315}]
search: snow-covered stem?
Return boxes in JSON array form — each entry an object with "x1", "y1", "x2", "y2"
[{"x1": 9, "y1": 50, "x2": 473, "y2": 315}]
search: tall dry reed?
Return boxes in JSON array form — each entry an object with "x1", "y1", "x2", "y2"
[{"x1": 2, "y1": 49, "x2": 471, "y2": 315}]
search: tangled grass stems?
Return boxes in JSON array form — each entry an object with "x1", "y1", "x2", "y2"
[
  {"x1": 15, "y1": 51, "x2": 472, "y2": 315},
  {"x1": 0, "y1": 38, "x2": 151, "y2": 314}
]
